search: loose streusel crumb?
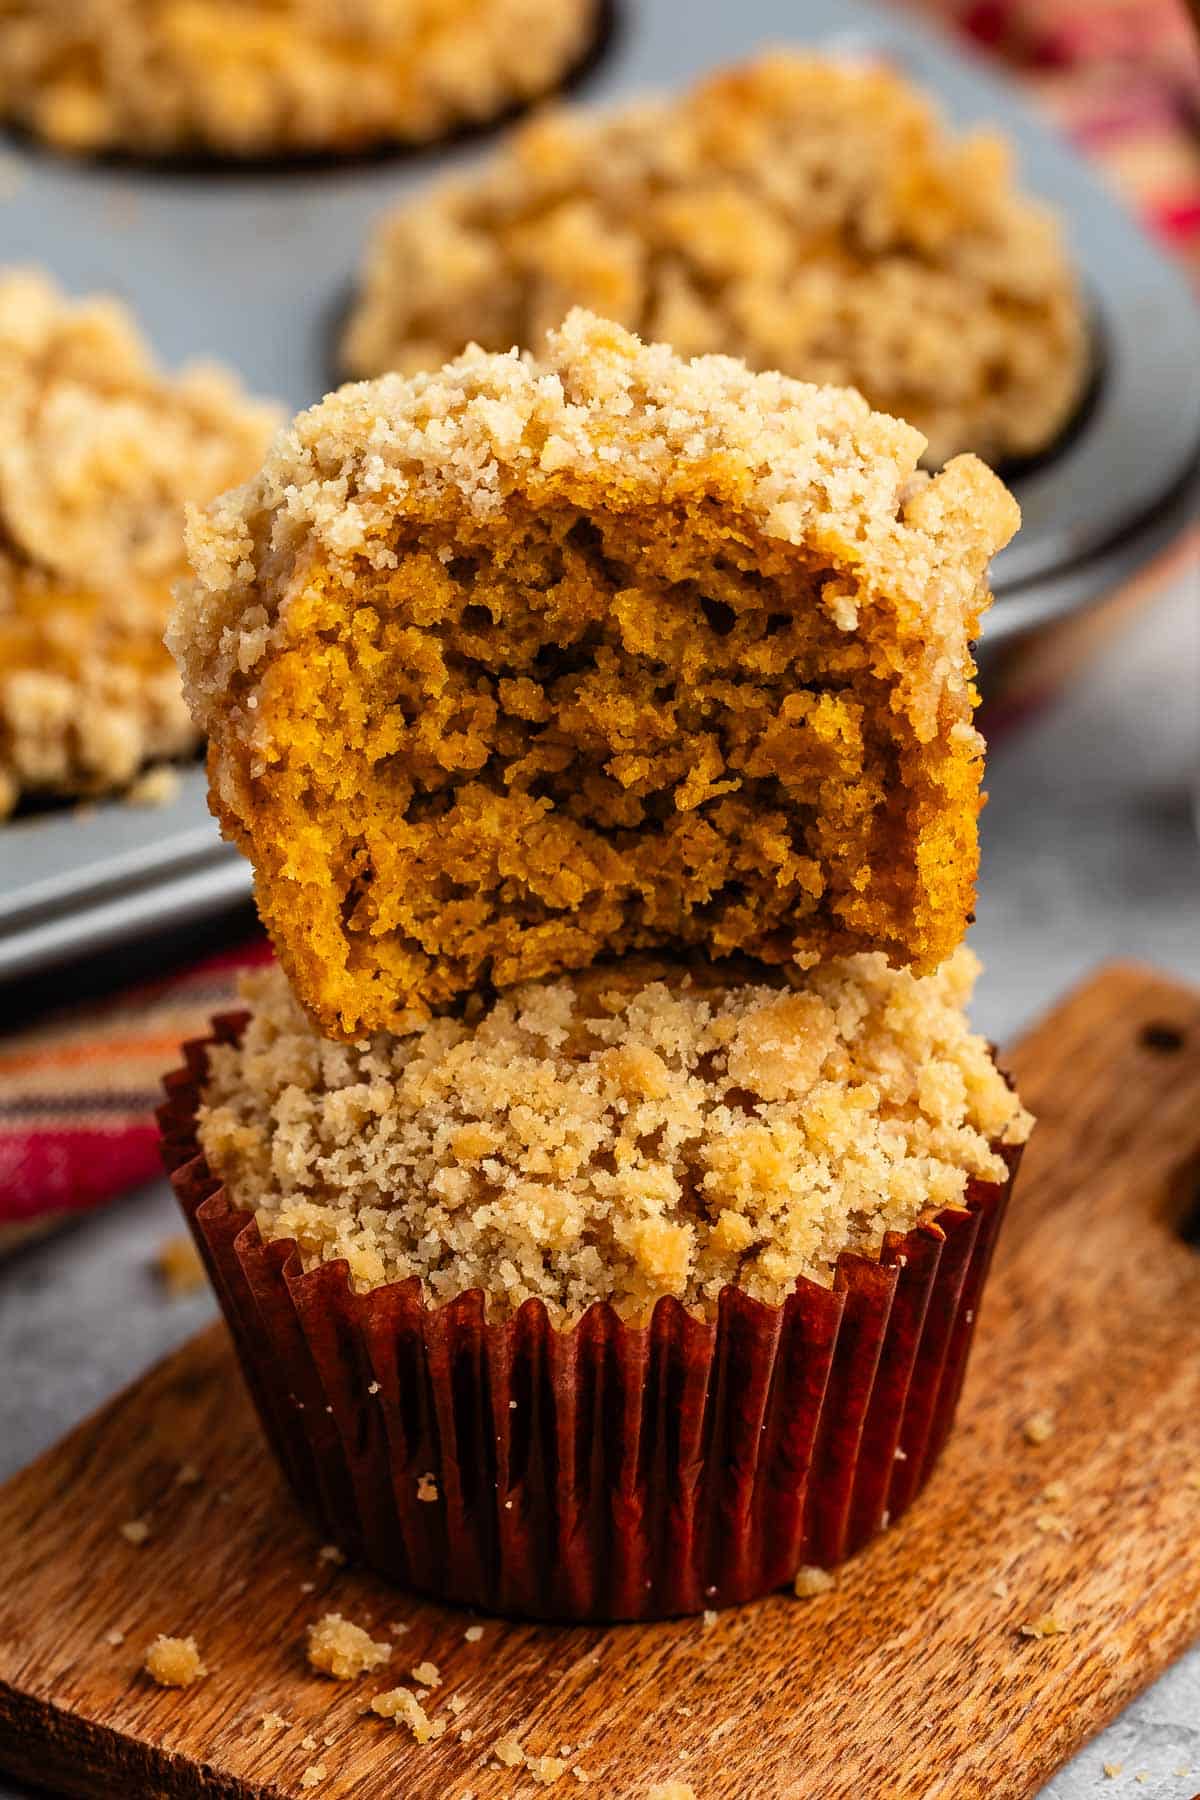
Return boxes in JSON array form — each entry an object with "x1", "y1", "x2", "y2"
[
  {"x1": 1023, "y1": 1412, "x2": 1056, "y2": 1446},
  {"x1": 143, "y1": 1634, "x2": 206, "y2": 1687},
  {"x1": 306, "y1": 1613, "x2": 392, "y2": 1680},
  {"x1": 104, "y1": 1628, "x2": 126, "y2": 1647},
  {"x1": 343, "y1": 51, "x2": 1086, "y2": 470},
  {"x1": 259, "y1": 1712, "x2": 289, "y2": 1732},
  {"x1": 300, "y1": 1734, "x2": 318, "y2": 1751},
  {"x1": 198, "y1": 945, "x2": 1029, "y2": 1320},
  {"x1": 371, "y1": 1686, "x2": 445, "y2": 1743},
  {"x1": 120, "y1": 1519, "x2": 150, "y2": 1546},
  {"x1": 701, "y1": 1610, "x2": 718, "y2": 1629},
  {"x1": 173, "y1": 309, "x2": 1018, "y2": 1039},
  {"x1": 299, "y1": 1766, "x2": 326, "y2": 1790},
  {"x1": 411, "y1": 1661, "x2": 441, "y2": 1688},
  {"x1": 530, "y1": 1756, "x2": 570, "y2": 1787},
  {"x1": 1102, "y1": 1771, "x2": 1122, "y2": 1783},
  {"x1": 1019, "y1": 1614, "x2": 1069, "y2": 1639},
  {"x1": 416, "y1": 1473, "x2": 439, "y2": 1503},
  {"x1": 464, "y1": 1626, "x2": 484, "y2": 1643},
  {"x1": 0, "y1": 0, "x2": 597, "y2": 159},
  {"x1": 126, "y1": 763, "x2": 181, "y2": 808},
  {"x1": 793, "y1": 1566, "x2": 836, "y2": 1599},
  {"x1": 317, "y1": 1544, "x2": 346, "y2": 1566},
  {"x1": 0, "y1": 269, "x2": 276, "y2": 818},
  {"x1": 153, "y1": 1233, "x2": 206, "y2": 1296}
]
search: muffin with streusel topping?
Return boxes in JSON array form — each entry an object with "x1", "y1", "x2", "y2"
[
  {"x1": 163, "y1": 941, "x2": 1029, "y2": 1617},
  {"x1": 162, "y1": 313, "x2": 1030, "y2": 1620},
  {"x1": 343, "y1": 50, "x2": 1087, "y2": 468},
  {"x1": 0, "y1": 269, "x2": 277, "y2": 817},
  {"x1": 0, "y1": 0, "x2": 600, "y2": 160}
]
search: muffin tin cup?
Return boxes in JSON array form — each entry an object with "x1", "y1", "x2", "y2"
[{"x1": 159, "y1": 1016, "x2": 1022, "y2": 1623}]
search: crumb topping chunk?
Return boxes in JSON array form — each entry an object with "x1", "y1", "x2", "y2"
[
  {"x1": 198, "y1": 946, "x2": 1031, "y2": 1322},
  {"x1": 173, "y1": 310, "x2": 1018, "y2": 1038}
]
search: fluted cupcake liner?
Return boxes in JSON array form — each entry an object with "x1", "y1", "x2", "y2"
[{"x1": 159, "y1": 1016, "x2": 1021, "y2": 1623}]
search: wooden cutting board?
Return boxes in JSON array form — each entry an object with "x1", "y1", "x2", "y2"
[{"x1": 1, "y1": 961, "x2": 1198, "y2": 1800}]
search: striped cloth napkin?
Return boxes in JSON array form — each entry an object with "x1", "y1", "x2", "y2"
[
  {"x1": 2, "y1": 0, "x2": 1197, "y2": 1236},
  {"x1": 913, "y1": 0, "x2": 1200, "y2": 277},
  {"x1": 0, "y1": 939, "x2": 271, "y2": 1232}
]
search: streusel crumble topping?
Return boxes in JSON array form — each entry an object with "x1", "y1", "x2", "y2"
[{"x1": 197, "y1": 946, "x2": 1031, "y2": 1321}]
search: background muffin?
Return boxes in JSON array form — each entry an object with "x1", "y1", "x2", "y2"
[
  {"x1": 344, "y1": 51, "x2": 1087, "y2": 467},
  {"x1": 170, "y1": 311, "x2": 1018, "y2": 1039},
  {"x1": 0, "y1": 0, "x2": 599, "y2": 159},
  {"x1": 0, "y1": 270, "x2": 278, "y2": 817}
]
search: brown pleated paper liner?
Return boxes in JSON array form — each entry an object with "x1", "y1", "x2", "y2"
[{"x1": 159, "y1": 1017, "x2": 1022, "y2": 1623}]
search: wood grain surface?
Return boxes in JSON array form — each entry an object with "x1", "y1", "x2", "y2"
[{"x1": 1, "y1": 961, "x2": 1198, "y2": 1800}]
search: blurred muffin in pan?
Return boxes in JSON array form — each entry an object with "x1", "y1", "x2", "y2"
[
  {"x1": 0, "y1": 0, "x2": 600, "y2": 160},
  {"x1": 0, "y1": 270, "x2": 277, "y2": 818},
  {"x1": 343, "y1": 51, "x2": 1088, "y2": 468},
  {"x1": 171, "y1": 310, "x2": 1018, "y2": 1040}
]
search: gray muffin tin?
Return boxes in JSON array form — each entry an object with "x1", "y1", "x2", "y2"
[{"x1": 3, "y1": 0, "x2": 1198, "y2": 982}]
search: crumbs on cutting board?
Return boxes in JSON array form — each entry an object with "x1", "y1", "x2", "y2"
[
  {"x1": 153, "y1": 1234, "x2": 206, "y2": 1297},
  {"x1": 1019, "y1": 1614, "x2": 1071, "y2": 1639},
  {"x1": 306, "y1": 1613, "x2": 391, "y2": 1680},
  {"x1": 143, "y1": 1635, "x2": 206, "y2": 1687},
  {"x1": 1022, "y1": 1412, "x2": 1056, "y2": 1446},
  {"x1": 119, "y1": 1519, "x2": 150, "y2": 1546}
]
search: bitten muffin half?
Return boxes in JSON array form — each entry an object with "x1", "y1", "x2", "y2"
[
  {"x1": 170, "y1": 311, "x2": 1019, "y2": 1039},
  {"x1": 0, "y1": 0, "x2": 599, "y2": 160},
  {"x1": 343, "y1": 51, "x2": 1087, "y2": 468},
  {"x1": 0, "y1": 269, "x2": 278, "y2": 818}
]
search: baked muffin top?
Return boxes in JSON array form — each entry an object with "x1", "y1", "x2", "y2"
[
  {"x1": 0, "y1": 0, "x2": 598, "y2": 158},
  {"x1": 172, "y1": 311, "x2": 1018, "y2": 1038},
  {"x1": 198, "y1": 945, "x2": 1031, "y2": 1322},
  {"x1": 343, "y1": 50, "x2": 1087, "y2": 468},
  {"x1": 0, "y1": 268, "x2": 277, "y2": 815}
]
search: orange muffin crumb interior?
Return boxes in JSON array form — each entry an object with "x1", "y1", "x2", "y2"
[
  {"x1": 197, "y1": 946, "x2": 1031, "y2": 1322},
  {"x1": 172, "y1": 311, "x2": 1018, "y2": 1039}
]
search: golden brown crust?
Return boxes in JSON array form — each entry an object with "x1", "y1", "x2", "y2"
[
  {"x1": 0, "y1": 269, "x2": 278, "y2": 816},
  {"x1": 197, "y1": 947, "x2": 1032, "y2": 1322},
  {"x1": 174, "y1": 312, "x2": 1018, "y2": 1038},
  {"x1": 343, "y1": 50, "x2": 1087, "y2": 467},
  {"x1": 0, "y1": 0, "x2": 596, "y2": 158}
]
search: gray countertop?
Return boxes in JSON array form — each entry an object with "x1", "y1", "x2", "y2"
[{"x1": 1, "y1": 573, "x2": 1197, "y2": 1797}]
